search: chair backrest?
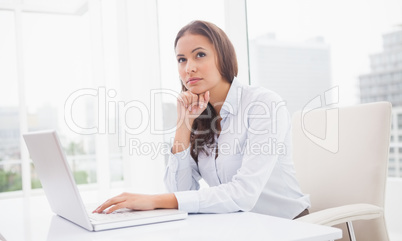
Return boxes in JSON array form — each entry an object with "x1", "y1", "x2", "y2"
[{"x1": 292, "y1": 101, "x2": 391, "y2": 241}]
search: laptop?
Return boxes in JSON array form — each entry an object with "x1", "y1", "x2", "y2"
[{"x1": 23, "y1": 130, "x2": 187, "y2": 231}]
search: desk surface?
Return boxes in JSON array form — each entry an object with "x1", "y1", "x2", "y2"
[{"x1": 0, "y1": 194, "x2": 342, "y2": 241}]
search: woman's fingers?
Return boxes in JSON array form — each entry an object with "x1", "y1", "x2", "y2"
[
  {"x1": 198, "y1": 91, "x2": 210, "y2": 110},
  {"x1": 177, "y1": 90, "x2": 210, "y2": 117},
  {"x1": 177, "y1": 95, "x2": 186, "y2": 108},
  {"x1": 198, "y1": 93, "x2": 205, "y2": 109},
  {"x1": 190, "y1": 93, "x2": 199, "y2": 112},
  {"x1": 93, "y1": 195, "x2": 125, "y2": 213},
  {"x1": 93, "y1": 193, "x2": 157, "y2": 214},
  {"x1": 205, "y1": 90, "x2": 210, "y2": 103},
  {"x1": 180, "y1": 91, "x2": 199, "y2": 112},
  {"x1": 179, "y1": 92, "x2": 189, "y2": 108},
  {"x1": 105, "y1": 203, "x2": 126, "y2": 214}
]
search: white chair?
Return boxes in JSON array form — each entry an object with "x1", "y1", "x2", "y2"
[{"x1": 292, "y1": 102, "x2": 391, "y2": 241}]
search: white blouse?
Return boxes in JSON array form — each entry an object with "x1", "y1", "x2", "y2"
[{"x1": 164, "y1": 78, "x2": 311, "y2": 219}]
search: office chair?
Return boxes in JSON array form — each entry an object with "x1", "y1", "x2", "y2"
[{"x1": 292, "y1": 101, "x2": 391, "y2": 241}]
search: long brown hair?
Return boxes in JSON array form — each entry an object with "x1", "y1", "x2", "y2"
[{"x1": 174, "y1": 20, "x2": 238, "y2": 162}]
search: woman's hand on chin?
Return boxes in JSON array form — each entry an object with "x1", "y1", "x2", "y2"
[{"x1": 177, "y1": 90, "x2": 210, "y2": 122}]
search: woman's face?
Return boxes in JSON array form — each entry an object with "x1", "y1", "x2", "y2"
[{"x1": 175, "y1": 33, "x2": 224, "y2": 94}]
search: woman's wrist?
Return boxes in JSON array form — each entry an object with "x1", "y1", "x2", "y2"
[
  {"x1": 172, "y1": 122, "x2": 193, "y2": 154},
  {"x1": 176, "y1": 117, "x2": 194, "y2": 132},
  {"x1": 152, "y1": 193, "x2": 178, "y2": 209}
]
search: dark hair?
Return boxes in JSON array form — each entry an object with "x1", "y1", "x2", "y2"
[{"x1": 174, "y1": 20, "x2": 238, "y2": 162}]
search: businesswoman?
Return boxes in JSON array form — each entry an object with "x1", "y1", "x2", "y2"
[{"x1": 94, "y1": 20, "x2": 310, "y2": 219}]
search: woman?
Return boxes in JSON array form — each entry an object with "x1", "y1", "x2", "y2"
[{"x1": 94, "y1": 20, "x2": 310, "y2": 219}]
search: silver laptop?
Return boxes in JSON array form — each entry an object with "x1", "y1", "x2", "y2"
[{"x1": 23, "y1": 130, "x2": 187, "y2": 231}]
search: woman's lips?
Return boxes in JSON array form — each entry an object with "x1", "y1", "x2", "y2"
[{"x1": 187, "y1": 77, "x2": 202, "y2": 85}]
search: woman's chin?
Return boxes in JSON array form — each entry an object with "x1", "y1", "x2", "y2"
[{"x1": 188, "y1": 86, "x2": 207, "y2": 95}]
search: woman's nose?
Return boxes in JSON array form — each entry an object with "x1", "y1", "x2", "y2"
[{"x1": 186, "y1": 60, "x2": 196, "y2": 73}]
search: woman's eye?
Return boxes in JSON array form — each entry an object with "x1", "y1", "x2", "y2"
[
  {"x1": 178, "y1": 58, "x2": 186, "y2": 63},
  {"x1": 197, "y1": 52, "x2": 206, "y2": 58}
]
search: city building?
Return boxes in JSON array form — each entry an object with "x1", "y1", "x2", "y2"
[
  {"x1": 0, "y1": 107, "x2": 20, "y2": 160},
  {"x1": 0, "y1": 104, "x2": 58, "y2": 161},
  {"x1": 359, "y1": 29, "x2": 402, "y2": 177},
  {"x1": 249, "y1": 33, "x2": 332, "y2": 114},
  {"x1": 389, "y1": 108, "x2": 402, "y2": 177},
  {"x1": 359, "y1": 30, "x2": 402, "y2": 105}
]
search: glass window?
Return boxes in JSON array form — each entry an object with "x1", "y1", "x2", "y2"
[
  {"x1": 0, "y1": 11, "x2": 22, "y2": 193},
  {"x1": 246, "y1": 0, "x2": 402, "y2": 113},
  {"x1": 21, "y1": 12, "x2": 98, "y2": 186},
  {"x1": 398, "y1": 114, "x2": 402, "y2": 129}
]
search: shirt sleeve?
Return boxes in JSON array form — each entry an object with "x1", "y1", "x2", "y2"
[
  {"x1": 164, "y1": 146, "x2": 201, "y2": 193},
  {"x1": 172, "y1": 93, "x2": 292, "y2": 214}
]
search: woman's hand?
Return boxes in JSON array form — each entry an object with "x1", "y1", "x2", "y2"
[
  {"x1": 92, "y1": 193, "x2": 178, "y2": 214},
  {"x1": 172, "y1": 90, "x2": 210, "y2": 154},
  {"x1": 177, "y1": 90, "x2": 210, "y2": 124}
]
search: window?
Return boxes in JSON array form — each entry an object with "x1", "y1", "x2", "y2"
[
  {"x1": 21, "y1": 12, "x2": 99, "y2": 187},
  {"x1": 3, "y1": 0, "x2": 402, "y2": 196},
  {"x1": 1, "y1": 0, "x2": 249, "y2": 196},
  {"x1": 246, "y1": 0, "x2": 402, "y2": 179},
  {"x1": 398, "y1": 114, "x2": 402, "y2": 129},
  {"x1": 0, "y1": 2, "x2": 126, "y2": 195},
  {"x1": 0, "y1": 10, "x2": 21, "y2": 193}
]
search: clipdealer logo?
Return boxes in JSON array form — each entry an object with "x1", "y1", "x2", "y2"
[
  {"x1": 64, "y1": 87, "x2": 288, "y2": 150},
  {"x1": 63, "y1": 86, "x2": 340, "y2": 157},
  {"x1": 300, "y1": 86, "x2": 339, "y2": 153}
]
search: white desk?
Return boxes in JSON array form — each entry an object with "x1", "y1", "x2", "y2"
[{"x1": 0, "y1": 195, "x2": 342, "y2": 241}]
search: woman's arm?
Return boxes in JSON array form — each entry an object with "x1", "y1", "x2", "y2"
[
  {"x1": 164, "y1": 90, "x2": 209, "y2": 192},
  {"x1": 171, "y1": 120, "x2": 192, "y2": 154},
  {"x1": 93, "y1": 91, "x2": 209, "y2": 214},
  {"x1": 164, "y1": 146, "x2": 201, "y2": 192},
  {"x1": 172, "y1": 90, "x2": 209, "y2": 153}
]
